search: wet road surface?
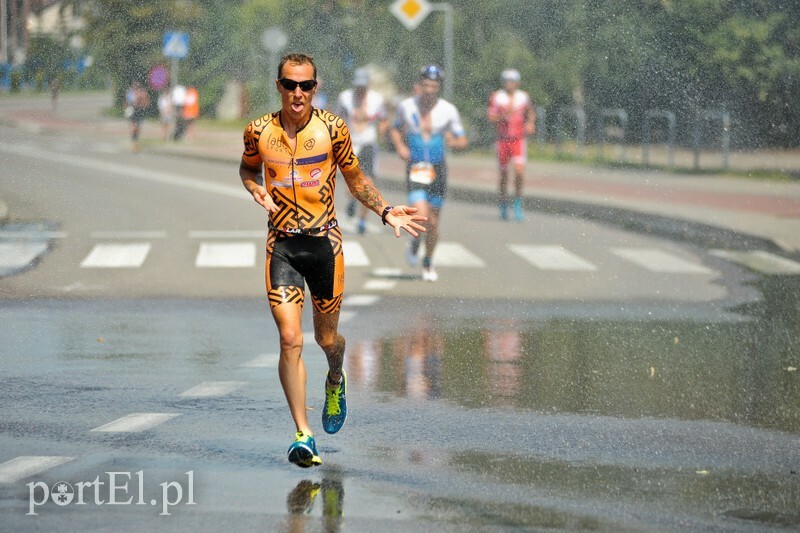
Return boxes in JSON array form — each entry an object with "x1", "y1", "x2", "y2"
[{"x1": 0, "y1": 291, "x2": 798, "y2": 531}]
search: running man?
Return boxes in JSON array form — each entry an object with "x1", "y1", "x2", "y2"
[
  {"x1": 487, "y1": 68, "x2": 536, "y2": 221},
  {"x1": 390, "y1": 64, "x2": 468, "y2": 282},
  {"x1": 239, "y1": 53, "x2": 426, "y2": 468},
  {"x1": 335, "y1": 67, "x2": 389, "y2": 235}
]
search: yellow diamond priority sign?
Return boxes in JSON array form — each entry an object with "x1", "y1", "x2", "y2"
[{"x1": 391, "y1": 0, "x2": 432, "y2": 31}]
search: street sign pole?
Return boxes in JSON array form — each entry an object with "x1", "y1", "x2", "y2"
[
  {"x1": 432, "y1": 3, "x2": 454, "y2": 101},
  {"x1": 391, "y1": 0, "x2": 454, "y2": 100}
]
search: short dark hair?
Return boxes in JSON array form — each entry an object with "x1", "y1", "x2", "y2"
[{"x1": 278, "y1": 53, "x2": 317, "y2": 80}]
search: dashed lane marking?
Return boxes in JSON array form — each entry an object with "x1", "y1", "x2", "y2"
[
  {"x1": 0, "y1": 456, "x2": 75, "y2": 484},
  {"x1": 428, "y1": 241, "x2": 486, "y2": 267},
  {"x1": 343, "y1": 241, "x2": 370, "y2": 266},
  {"x1": 362, "y1": 279, "x2": 398, "y2": 291},
  {"x1": 90, "y1": 231, "x2": 167, "y2": 239},
  {"x1": 710, "y1": 250, "x2": 800, "y2": 275},
  {"x1": 80, "y1": 243, "x2": 151, "y2": 268},
  {"x1": 179, "y1": 381, "x2": 247, "y2": 398},
  {"x1": 195, "y1": 242, "x2": 256, "y2": 268},
  {"x1": 90, "y1": 413, "x2": 179, "y2": 433},
  {"x1": 0, "y1": 242, "x2": 49, "y2": 269},
  {"x1": 188, "y1": 230, "x2": 266, "y2": 239},
  {"x1": 509, "y1": 244, "x2": 598, "y2": 271},
  {"x1": 611, "y1": 248, "x2": 714, "y2": 274},
  {"x1": 241, "y1": 353, "x2": 279, "y2": 368},
  {"x1": 344, "y1": 294, "x2": 381, "y2": 306}
]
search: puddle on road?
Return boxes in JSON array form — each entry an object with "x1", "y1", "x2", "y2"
[{"x1": 346, "y1": 276, "x2": 800, "y2": 434}]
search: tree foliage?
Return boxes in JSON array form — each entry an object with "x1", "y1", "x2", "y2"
[{"x1": 79, "y1": 0, "x2": 800, "y2": 147}]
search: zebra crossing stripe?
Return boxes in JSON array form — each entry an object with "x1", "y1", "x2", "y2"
[
  {"x1": 0, "y1": 456, "x2": 75, "y2": 484},
  {"x1": 612, "y1": 248, "x2": 713, "y2": 274},
  {"x1": 179, "y1": 381, "x2": 247, "y2": 397},
  {"x1": 509, "y1": 244, "x2": 598, "y2": 271},
  {"x1": 343, "y1": 241, "x2": 370, "y2": 266},
  {"x1": 710, "y1": 250, "x2": 800, "y2": 275},
  {"x1": 0, "y1": 242, "x2": 49, "y2": 269},
  {"x1": 195, "y1": 242, "x2": 256, "y2": 268},
  {"x1": 428, "y1": 242, "x2": 486, "y2": 267},
  {"x1": 363, "y1": 279, "x2": 398, "y2": 291},
  {"x1": 90, "y1": 413, "x2": 179, "y2": 433},
  {"x1": 80, "y1": 243, "x2": 151, "y2": 268},
  {"x1": 344, "y1": 294, "x2": 381, "y2": 306}
]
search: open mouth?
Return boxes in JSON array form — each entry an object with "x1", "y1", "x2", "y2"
[{"x1": 291, "y1": 101, "x2": 305, "y2": 113}]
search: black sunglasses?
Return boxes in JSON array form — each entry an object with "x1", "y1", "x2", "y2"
[{"x1": 278, "y1": 78, "x2": 317, "y2": 92}]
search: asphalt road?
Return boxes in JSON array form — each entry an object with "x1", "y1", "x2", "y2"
[{"x1": 0, "y1": 110, "x2": 798, "y2": 531}]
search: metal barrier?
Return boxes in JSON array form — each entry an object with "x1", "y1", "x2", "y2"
[
  {"x1": 642, "y1": 109, "x2": 677, "y2": 166},
  {"x1": 693, "y1": 110, "x2": 731, "y2": 170},
  {"x1": 597, "y1": 108, "x2": 628, "y2": 161},
  {"x1": 555, "y1": 106, "x2": 586, "y2": 158}
]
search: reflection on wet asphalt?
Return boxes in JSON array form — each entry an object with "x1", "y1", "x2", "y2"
[{"x1": 0, "y1": 276, "x2": 798, "y2": 529}]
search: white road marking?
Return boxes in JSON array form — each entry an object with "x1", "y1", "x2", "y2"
[
  {"x1": 179, "y1": 381, "x2": 247, "y2": 397},
  {"x1": 429, "y1": 241, "x2": 486, "y2": 267},
  {"x1": 339, "y1": 310, "x2": 356, "y2": 324},
  {"x1": 612, "y1": 248, "x2": 713, "y2": 274},
  {"x1": 0, "y1": 231, "x2": 66, "y2": 239},
  {"x1": 90, "y1": 231, "x2": 167, "y2": 239},
  {"x1": 0, "y1": 242, "x2": 49, "y2": 269},
  {"x1": 371, "y1": 267, "x2": 404, "y2": 277},
  {"x1": 80, "y1": 243, "x2": 151, "y2": 268},
  {"x1": 0, "y1": 456, "x2": 75, "y2": 484},
  {"x1": 363, "y1": 279, "x2": 398, "y2": 291},
  {"x1": 509, "y1": 244, "x2": 598, "y2": 271},
  {"x1": 91, "y1": 413, "x2": 179, "y2": 433},
  {"x1": 195, "y1": 242, "x2": 256, "y2": 268},
  {"x1": 188, "y1": 230, "x2": 266, "y2": 239},
  {"x1": 710, "y1": 250, "x2": 800, "y2": 275},
  {"x1": 241, "y1": 353, "x2": 280, "y2": 368},
  {"x1": 0, "y1": 143, "x2": 247, "y2": 200},
  {"x1": 343, "y1": 241, "x2": 370, "y2": 266},
  {"x1": 344, "y1": 294, "x2": 381, "y2": 306}
]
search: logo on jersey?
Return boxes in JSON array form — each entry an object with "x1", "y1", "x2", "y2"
[
  {"x1": 300, "y1": 180, "x2": 319, "y2": 188},
  {"x1": 304, "y1": 139, "x2": 316, "y2": 150},
  {"x1": 267, "y1": 168, "x2": 277, "y2": 178},
  {"x1": 265, "y1": 133, "x2": 291, "y2": 155},
  {"x1": 310, "y1": 168, "x2": 322, "y2": 179}
]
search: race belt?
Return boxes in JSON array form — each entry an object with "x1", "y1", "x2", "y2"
[{"x1": 269, "y1": 218, "x2": 338, "y2": 236}]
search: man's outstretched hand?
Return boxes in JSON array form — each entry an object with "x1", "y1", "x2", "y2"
[{"x1": 384, "y1": 206, "x2": 427, "y2": 238}]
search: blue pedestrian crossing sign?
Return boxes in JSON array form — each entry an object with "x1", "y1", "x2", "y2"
[{"x1": 163, "y1": 32, "x2": 190, "y2": 59}]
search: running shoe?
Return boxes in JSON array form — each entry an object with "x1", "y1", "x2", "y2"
[
  {"x1": 513, "y1": 197, "x2": 524, "y2": 222},
  {"x1": 422, "y1": 267, "x2": 438, "y2": 282},
  {"x1": 287, "y1": 480, "x2": 321, "y2": 514},
  {"x1": 406, "y1": 240, "x2": 420, "y2": 267},
  {"x1": 287, "y1": 432, "x2": 322, "y2": 468},
  {"x1": 499, "y1": 200, "x2": 508, "y2": 220},
  {"x1": 422, "y1": 256, "x2": 438, "y2": 282},
  {"x1": 357, "y1": 218, "x2": 367, "y2": 235},
  {"x1": 346, "y1": 199, "x2": 356, "y2": 218},
  {"x1": 322, "y1": 371, "x2": 347, "y2": 434}
]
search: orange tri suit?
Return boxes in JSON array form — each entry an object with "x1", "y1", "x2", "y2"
[{"x1": 240, "y1": 108, "x2": 360, "y2": 313}]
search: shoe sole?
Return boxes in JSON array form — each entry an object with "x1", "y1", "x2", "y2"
[{"x1": 288, "y1": 444, "x2": 321, "y2": 468}]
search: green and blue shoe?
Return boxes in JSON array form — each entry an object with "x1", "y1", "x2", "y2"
[
  {"x1": 322, "y1": 370, "x2": 347, "y2": 434},
  {"x1": 287, "y1": 431, "x2": 322, "y2": 468}
]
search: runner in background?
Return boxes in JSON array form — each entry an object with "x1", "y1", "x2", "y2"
[
  {"x1": 335, "y1": 68, "x2": 389, "y2": 235},
  {"x1": 390, "y1": 65, "x2": 467, "y2": 282},
  {"x1": 487, "y1": 68, "x2": 536, "y2": 221}
]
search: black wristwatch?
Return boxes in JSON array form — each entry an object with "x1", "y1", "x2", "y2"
[{"x1": 381, "y1": 206, "x2": 393, "y2": 225}]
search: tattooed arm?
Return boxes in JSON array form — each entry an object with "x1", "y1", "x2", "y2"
[{"x1": 341, "y1": 166, "x2": 427, "y2": 238}]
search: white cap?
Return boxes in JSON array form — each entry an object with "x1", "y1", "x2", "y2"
[
  {"x1": 501, "y1": 69, "x2": 521, "y2": 82},
  {"x1": 353, "y1": 68, "x2": 369, "y2": 87}
]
